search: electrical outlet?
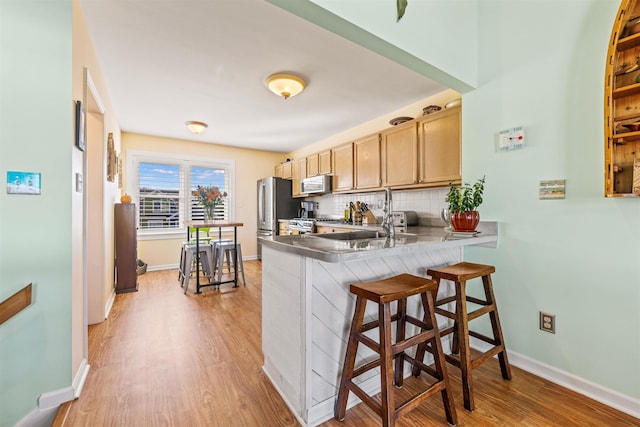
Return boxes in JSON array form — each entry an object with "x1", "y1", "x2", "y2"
[{"x1": 540, "y1": 311, "x2": 555, "y2": 334}]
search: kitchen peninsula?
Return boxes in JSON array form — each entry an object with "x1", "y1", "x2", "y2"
[{"x1": 259, "y1": 223, "x2": 498, "y2": 426}]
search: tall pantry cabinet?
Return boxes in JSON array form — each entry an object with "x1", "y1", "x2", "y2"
[{"x1": 114, "y1": 203, "x2": 138, "y2": 293}]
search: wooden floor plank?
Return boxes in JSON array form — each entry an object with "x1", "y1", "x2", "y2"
[{"x1": 60, "y1": 262, "x2": 639, "y2": 426}]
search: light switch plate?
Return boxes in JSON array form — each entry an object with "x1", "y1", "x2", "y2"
[{"x1": 75, "y1": 173, "x2": 83, "y2": 192}]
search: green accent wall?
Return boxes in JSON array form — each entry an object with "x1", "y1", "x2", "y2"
[
  {"x1": 266, "y1": 0, "x2": 477, "y2": 92},
  {"x1": 271, "y1": 0, "x2": 640, "y2": 401},
  {"x1": 465, "y1": 0, "x2": 639, "y2": 399},
  {"x1": 0, "y1": 1, "x2": 73, "y2": 425}
]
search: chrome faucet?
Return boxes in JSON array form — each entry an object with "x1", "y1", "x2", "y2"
[{"x1": 381, "y1": 187, "x2": 395, "y2": 239}]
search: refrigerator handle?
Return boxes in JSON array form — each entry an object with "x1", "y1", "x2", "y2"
[{"x1": 258, "y1": 181, "x2": 265, "y2": 224}]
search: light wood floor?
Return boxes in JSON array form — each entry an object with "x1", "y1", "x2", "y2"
[{"x1": 58, "y1": 263, "x2": 639, "y2": 426}]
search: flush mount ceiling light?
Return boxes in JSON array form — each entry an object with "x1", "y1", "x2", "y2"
[
  {"x1": 265, "y1": 73, "x2": 306, "y2": 100},
  {"x1": 185, "y1": 121, "x2": 208, "y2": 134}
]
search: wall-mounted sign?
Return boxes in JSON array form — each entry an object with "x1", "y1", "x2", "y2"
[
  {"x1": 6, "y1": 171, "x2": 41, "y2": 195},
  {"x1": 539, "y1": 179, "x2": 566, "y2": 200}
]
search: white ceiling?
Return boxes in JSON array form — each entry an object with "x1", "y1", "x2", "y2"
[{"x1": 79, "y1": 0, "x2": 446, "y2": 153}]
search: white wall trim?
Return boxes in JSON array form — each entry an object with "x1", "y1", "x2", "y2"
[
  {"x1": 104, "y1": 290, "x2": 116, "y2": 319},
  {"x1": 14, "y1": 406, "x2": 58, "y2": 427},
  {"x1": 38, "y1": 387, "x2": 74, "y2": 410},
  {"x1": 470, "y1": 337, "x2": 640, "y2": 419},
  {"x1": 72, "y1": 358, "x2": 91, "y2": 399},
  {"x1": 147, "y1": 263, "x2": 178, "y2": 271}
]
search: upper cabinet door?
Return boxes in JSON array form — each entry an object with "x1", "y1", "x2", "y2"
[
  {"x1": 381, "y1": 121, "x2": 418, "y2": 187},
  {"x1": 418, "y1": 106, "x2": 461, "y2": 186},
  {"x1": 318, "y1": 150, "x2": 332, "y2": 175},
  {"x1": 332, "y1": 143, "x2": 354, "y2": 192},
  {"x1": 307, "y1": 153, "x2": 319, "y2": 177},
  {"x1": 282, "y1": 161, "x2": 292, "y2": 180},
  {"x1": 292, "y1": 158, "x2": 307, "y2": 198},
  {"x1": 354, "y1": 133, "x2": 381, "y2": 190}
]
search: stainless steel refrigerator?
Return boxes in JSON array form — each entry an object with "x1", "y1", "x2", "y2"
[{"x1": 257, "y1": 177, "x2": 299, "y2": 259}]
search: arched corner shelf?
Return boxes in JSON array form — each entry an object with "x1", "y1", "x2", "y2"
[{"x1": 605, "y1": 0, "x2": 640, "y2": 197}]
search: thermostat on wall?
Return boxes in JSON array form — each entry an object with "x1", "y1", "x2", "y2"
[{"x1": 498, "y1": 126, "x2": 525, "y2": 150}]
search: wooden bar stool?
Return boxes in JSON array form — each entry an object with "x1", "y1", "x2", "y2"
[
  {"x1": 335, "y1": 274, "x2": 457, "y2": 427},
  {"x1": 414, "y1": 262, "x2": 512, "y2": 412}
]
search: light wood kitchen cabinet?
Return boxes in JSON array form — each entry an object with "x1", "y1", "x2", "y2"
[
  {"x1": 319, "y1": 150, "x2": 332, "y2": 175},
  {"x1": 418, "y1": 106, "x2": 461, "y2": 186},
  {"x1": 332, "y1": 143, "x2": 354, "y2": 192},
  {"x1": 292, "y1": 158, "x2": 307, "y2": 198},
  {"x1": 315, "y1": 225, "x2": 357, "y2": 234},
  {"x1": 354, "y1": 133, "x2": 381, "y2": 190},
  {"x1": 307, "y1": 153, "x2": 319, "y2": 177},
  {"x1": 381, "y1": 120, "x2": 418, "y2": 187},
  {"x1": 278, "y1": 220, "x2": 290, "y2": 235},
  {"x1": 274, "y1": 163, "x2": 283, "y2": 178},
  {"x1": 282, "y1": 161, "x2": 292, "y2": 179}
]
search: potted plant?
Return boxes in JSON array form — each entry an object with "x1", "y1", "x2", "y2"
[{"x1": 445, "y1": 176, "x2": 485, "y2": 232}]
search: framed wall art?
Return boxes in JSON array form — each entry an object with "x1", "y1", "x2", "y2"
[
  {"x1": 7, "y1": 171, "x2": 41, "y2": 195},
  {"x1": 75, "y1": 100, "x2": 86, "y2": 151},
  {"x1": 107, "y1": 132, "x2": 116, "y2": 182}
]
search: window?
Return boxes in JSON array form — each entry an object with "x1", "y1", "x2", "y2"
[{"x1": 128, "y1": 151, "x2": 234, "y2": 236}]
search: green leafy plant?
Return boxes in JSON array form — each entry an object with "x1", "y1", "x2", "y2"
[{"x1": 445, "y1": 176, "x2": 486, "y2": 214}]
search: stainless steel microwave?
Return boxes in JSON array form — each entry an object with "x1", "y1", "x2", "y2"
[{"x1": 301, "y1": 175, "x2": 331, "y2": 194}]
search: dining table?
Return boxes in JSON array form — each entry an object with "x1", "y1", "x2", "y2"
[{"x1": 183, "y1": 220, "x2": 244, "y2": 294}]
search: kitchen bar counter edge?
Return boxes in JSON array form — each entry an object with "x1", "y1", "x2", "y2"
[{"x1": 260, "y1": 221, "x2": 498, "y2": 263}]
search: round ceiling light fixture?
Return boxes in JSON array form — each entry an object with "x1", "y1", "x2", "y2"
[
  {"x1": 185, "y1": 121, "x2": 208, "y2": 134},
  {"x1": 265, "y1": 73, "x2": 306, "y2": 100}
]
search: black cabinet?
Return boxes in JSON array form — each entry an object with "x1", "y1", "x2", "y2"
[{"x1": 114, "y1": 203, "x2": 138, "y2": 293}]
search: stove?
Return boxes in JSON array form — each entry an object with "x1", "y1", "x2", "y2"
[{"x1": 288, "y1": 218, "x2": 315, "y2": 234}]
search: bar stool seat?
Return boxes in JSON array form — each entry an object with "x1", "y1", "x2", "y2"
[
  {"x1": 179, "y1": 243, "x2": 213, "y2": 294},
  {"x1": 414, "y1": 262, "x2": 512, "y2": 412},
  {"x1": 335, "y1": 274, "x2": 457, "y2": 427},
  {"x1": 212, "y1": 241, "x2": 245, "y2": 285}
]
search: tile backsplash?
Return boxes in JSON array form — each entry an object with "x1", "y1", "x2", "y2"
[{"x1": 306, "y1": 187, "x2": 449, "y2": 227}]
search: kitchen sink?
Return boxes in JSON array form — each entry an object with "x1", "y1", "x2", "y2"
[{"x1": 315, "y1": 230, "x2": 383, "y2": 240}]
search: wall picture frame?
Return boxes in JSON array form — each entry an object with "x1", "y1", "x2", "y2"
[
  {"x1": 7, "y1": 171, "x2": 41, "y2": 195},
  {"x1": 75, "y1": 100, "x2": 86, "y2": 151},
  {"x1": 107, "y1": 132, "x2": 116, "y2": 182}
]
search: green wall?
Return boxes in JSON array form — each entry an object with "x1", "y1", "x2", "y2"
[
  {"x1": 0, "y1": 1, "x2": 73, "y2": 425},
  {"x1": 465, "y1": 0, "x2": 639, "y2": 399},
  {"x1": 271, "y1": 0, "x2": 640, "y2": 403},
  {"x1": 266, "y1": 0, "x2": 477, "y2": 92},
  {"x1": 308, "y1": 0, "x2": 478, "y2": 87}
]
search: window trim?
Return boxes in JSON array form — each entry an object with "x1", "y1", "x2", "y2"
[{"x1": 126, "y1": 150, "x2": 235, "y2": 239}]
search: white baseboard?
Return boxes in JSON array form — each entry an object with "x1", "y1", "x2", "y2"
[
  {"x1": 146, "y1": 258, "x2": 255, "y2": 272},
  {"x1": 469, "y1": 337, "x2": 640, "y2": 420},
  {"x1": 104, "y1": 290, "x2": 115, "y2": 319},
  {"x1": 72, "y1": 358, "x2": 91, "y2": 399},
  {"x1": 37, "y1": 386, "x2": 74, "y2": 410},
  {"x1": 147, "y1": 263, "x2": 177, "y2": 271},
  {"x1": 14, "y1": 406, "x2": 58, "y2": 427}
]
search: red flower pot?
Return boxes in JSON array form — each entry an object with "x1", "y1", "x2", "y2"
[{"x1": 451, "y1": 211, "x2": 480, "y2": 232}]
